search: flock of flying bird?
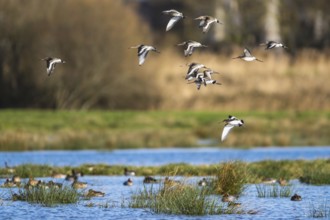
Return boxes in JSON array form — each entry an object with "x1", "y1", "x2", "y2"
[{"x1": 41, "y1": 8, "x2": 288, "y2": 142}]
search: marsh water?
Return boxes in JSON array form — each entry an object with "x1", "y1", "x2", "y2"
[
  {"x1": 1, "y1": 146, "x2": 330, "y2": 220},
  {"x1": 1, "y1": 146, "x2": 330, "y2": 166}
]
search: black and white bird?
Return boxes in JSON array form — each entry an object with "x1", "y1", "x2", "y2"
[
  {"x1": 260, "y1": 41, "x2": 288, "y2": 50},
  {"x1": 221, "y1": 115, "x2": 244, "y2": 141},
  {"x1": 232, "y1": 48, "x2": 263, "y2": 62},
  {"x1": 194, "y1": 15, "x2": 222, "y2": 33},
  {"x1": 41, "y1": 57, "x2": 65, "y2": 76},
  {"x1": 130, "y1": 44, "x2": 160, "y2": 66},
  {"x1": 177, "y1": 40, "x2": 207, "y2": 57},
  {"x1": 185, "y1": 62, "x2": 207, "y2": 80},
  {"x1": 162, "y1": 9, "x2": 185, "y2": 31},
  {"x1": 202, "y1": 68, "x2": 220, "y2": 80}
]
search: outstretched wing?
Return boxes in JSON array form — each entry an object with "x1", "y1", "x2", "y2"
[
  {"x1": 243, "y1": 48, "x2": 252, "y2": 57},
  {"x1": 166, "y1": 16, "x2": 181, "y2": 31},
  {"x1": 138, "y1": 50, "x2": 149, "y2": 65},
  {"x1": 202, "y1": 22, "x2": 212, "y2": 33},
  {"x1": 184, "y1": 44, "x2": 194, "y2": 56},
  {"x1": 221, "y1": 124, "x2": 235, "y2": 141}
]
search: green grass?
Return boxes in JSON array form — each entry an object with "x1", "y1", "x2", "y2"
[
  {"x1": 0, "y1": 110, "x2": 329, "y2": 150},
  {"x1": 211, "y1": 161, "x2": 248, "y2": 196},
  {"x1": 12, "y1": 186, "x2": 79, "y2": 207},
  {"x1": 129, "y1": 183, "x2": 240, "y2": 215},
  {"x1": 299, "y1": 164, "x2": 330, "y2": 185},
  {"x1": 1, "y1": 159, "x2": 329, "y2": 185},
  {"x1": 255, "y1": 184, "x2": 294, "y2": 197}
]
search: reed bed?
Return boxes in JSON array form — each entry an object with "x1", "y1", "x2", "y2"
[{"x1": 13, "y1": 186, "x2": 79, "y2": 207}]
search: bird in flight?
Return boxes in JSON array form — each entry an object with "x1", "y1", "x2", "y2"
[
  {"x1": 130, "y1": 44, "x2": 160, "y2": 65},
  {"x1": 221, "y1": 115, "x2": 244, "y2": 141},
  {"x1": 194, "y1": 15, "x2": 222, "y2": 33},
  {"x1": 260, "y1": 41, "x2": 288, "y2": 50},
  {"x1": 162, "y1": 9, "x2": 185, "y2": 31},
  {"x1": 41, "y1": 57, "x2": 66, "y2": 76},
  {"x1": 177, "y1": 40, "x2": 207, "y2": 57},
  {"x1": 232, "y1": 48, "x2": 263, "y2": 62}
]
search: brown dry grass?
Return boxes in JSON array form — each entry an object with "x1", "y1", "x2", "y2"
[{"x1": 143, "y1": 47, "x2": 330, "y2": 111}]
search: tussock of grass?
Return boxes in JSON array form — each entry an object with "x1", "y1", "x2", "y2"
[
  {"x1": 255, "y1": 184, "x2": 293, "y2": 198},
  {"x1": 299, "y1": 163, "x2": 330, "y2": 185},
  {"x1": 13, "y1": 186, "x2": 79, "y2": 207},
  {"x1": 212, "y1": 161, "x2": 248, "y2": 196},
  {"x1": 129, "y1": 184, "x2": 240, "y2": 215}
]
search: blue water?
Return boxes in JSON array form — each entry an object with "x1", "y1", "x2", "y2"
[
  {"x1": 1, "y1": 147, "x2": 330, "y2": 219},
  {"x1": 1, "y1": 146, "x2": 330, "y2": 167},
  {"x1": 0, "y1": 176, "x2": 329, "y2": 220}
]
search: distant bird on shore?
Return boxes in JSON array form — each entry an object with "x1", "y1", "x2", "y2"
[
  {"x1": 260, "y1": 41, "x2": 288, "y2": 50},
  {"x1": 41, "y1": 57, "x2": 65, "y2": 76},
  {"x1": 130, "y1": 44, "x2": 160, "y2": 65},
  {"x1": 162, "y1": 9, "x2": 185, "y2": 31},
  {"x1": 4, "y1": 162, "x2": 15, "y2": 173},
  {"x1": 177, "y1": 40, "x2": 207, "y2": 57},
  {"x1": 221, "y1": 115, "x2": 244, "y2": 141},
  {"x1": 194, "y1": 15, "x2": 222, "y2": 33},
  {"x1": 124, "y1": 167, "x2": 136, "y2": 176},
  {"x1": 232, "y1": 48, "x2": 263, "y2": 62}
]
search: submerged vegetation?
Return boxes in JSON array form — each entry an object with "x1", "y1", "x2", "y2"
[
  {"x1": 1, "y1": 160, "x2": 330, "y2": 185},
  {"x1": 0, "y1": 110, "x2": 329, "y2": 150}
]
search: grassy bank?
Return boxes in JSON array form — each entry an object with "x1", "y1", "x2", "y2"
[
  {"x1": 0, "y1": 110, "x2": 329, "y2": 150},
  {"x1": 1, "y1": 159, "x2": 330, "y2": 185}
]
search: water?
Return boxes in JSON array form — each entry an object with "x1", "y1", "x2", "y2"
[
  {"x1": 0, "y1": 176, "x2": 329, "y2": 220},
  {"x1": 1, "y1": 147, "x2": 330, "y2": 219},
  {"x1": 1, "y1": 146, "x2": 330, "y2": 167}
]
